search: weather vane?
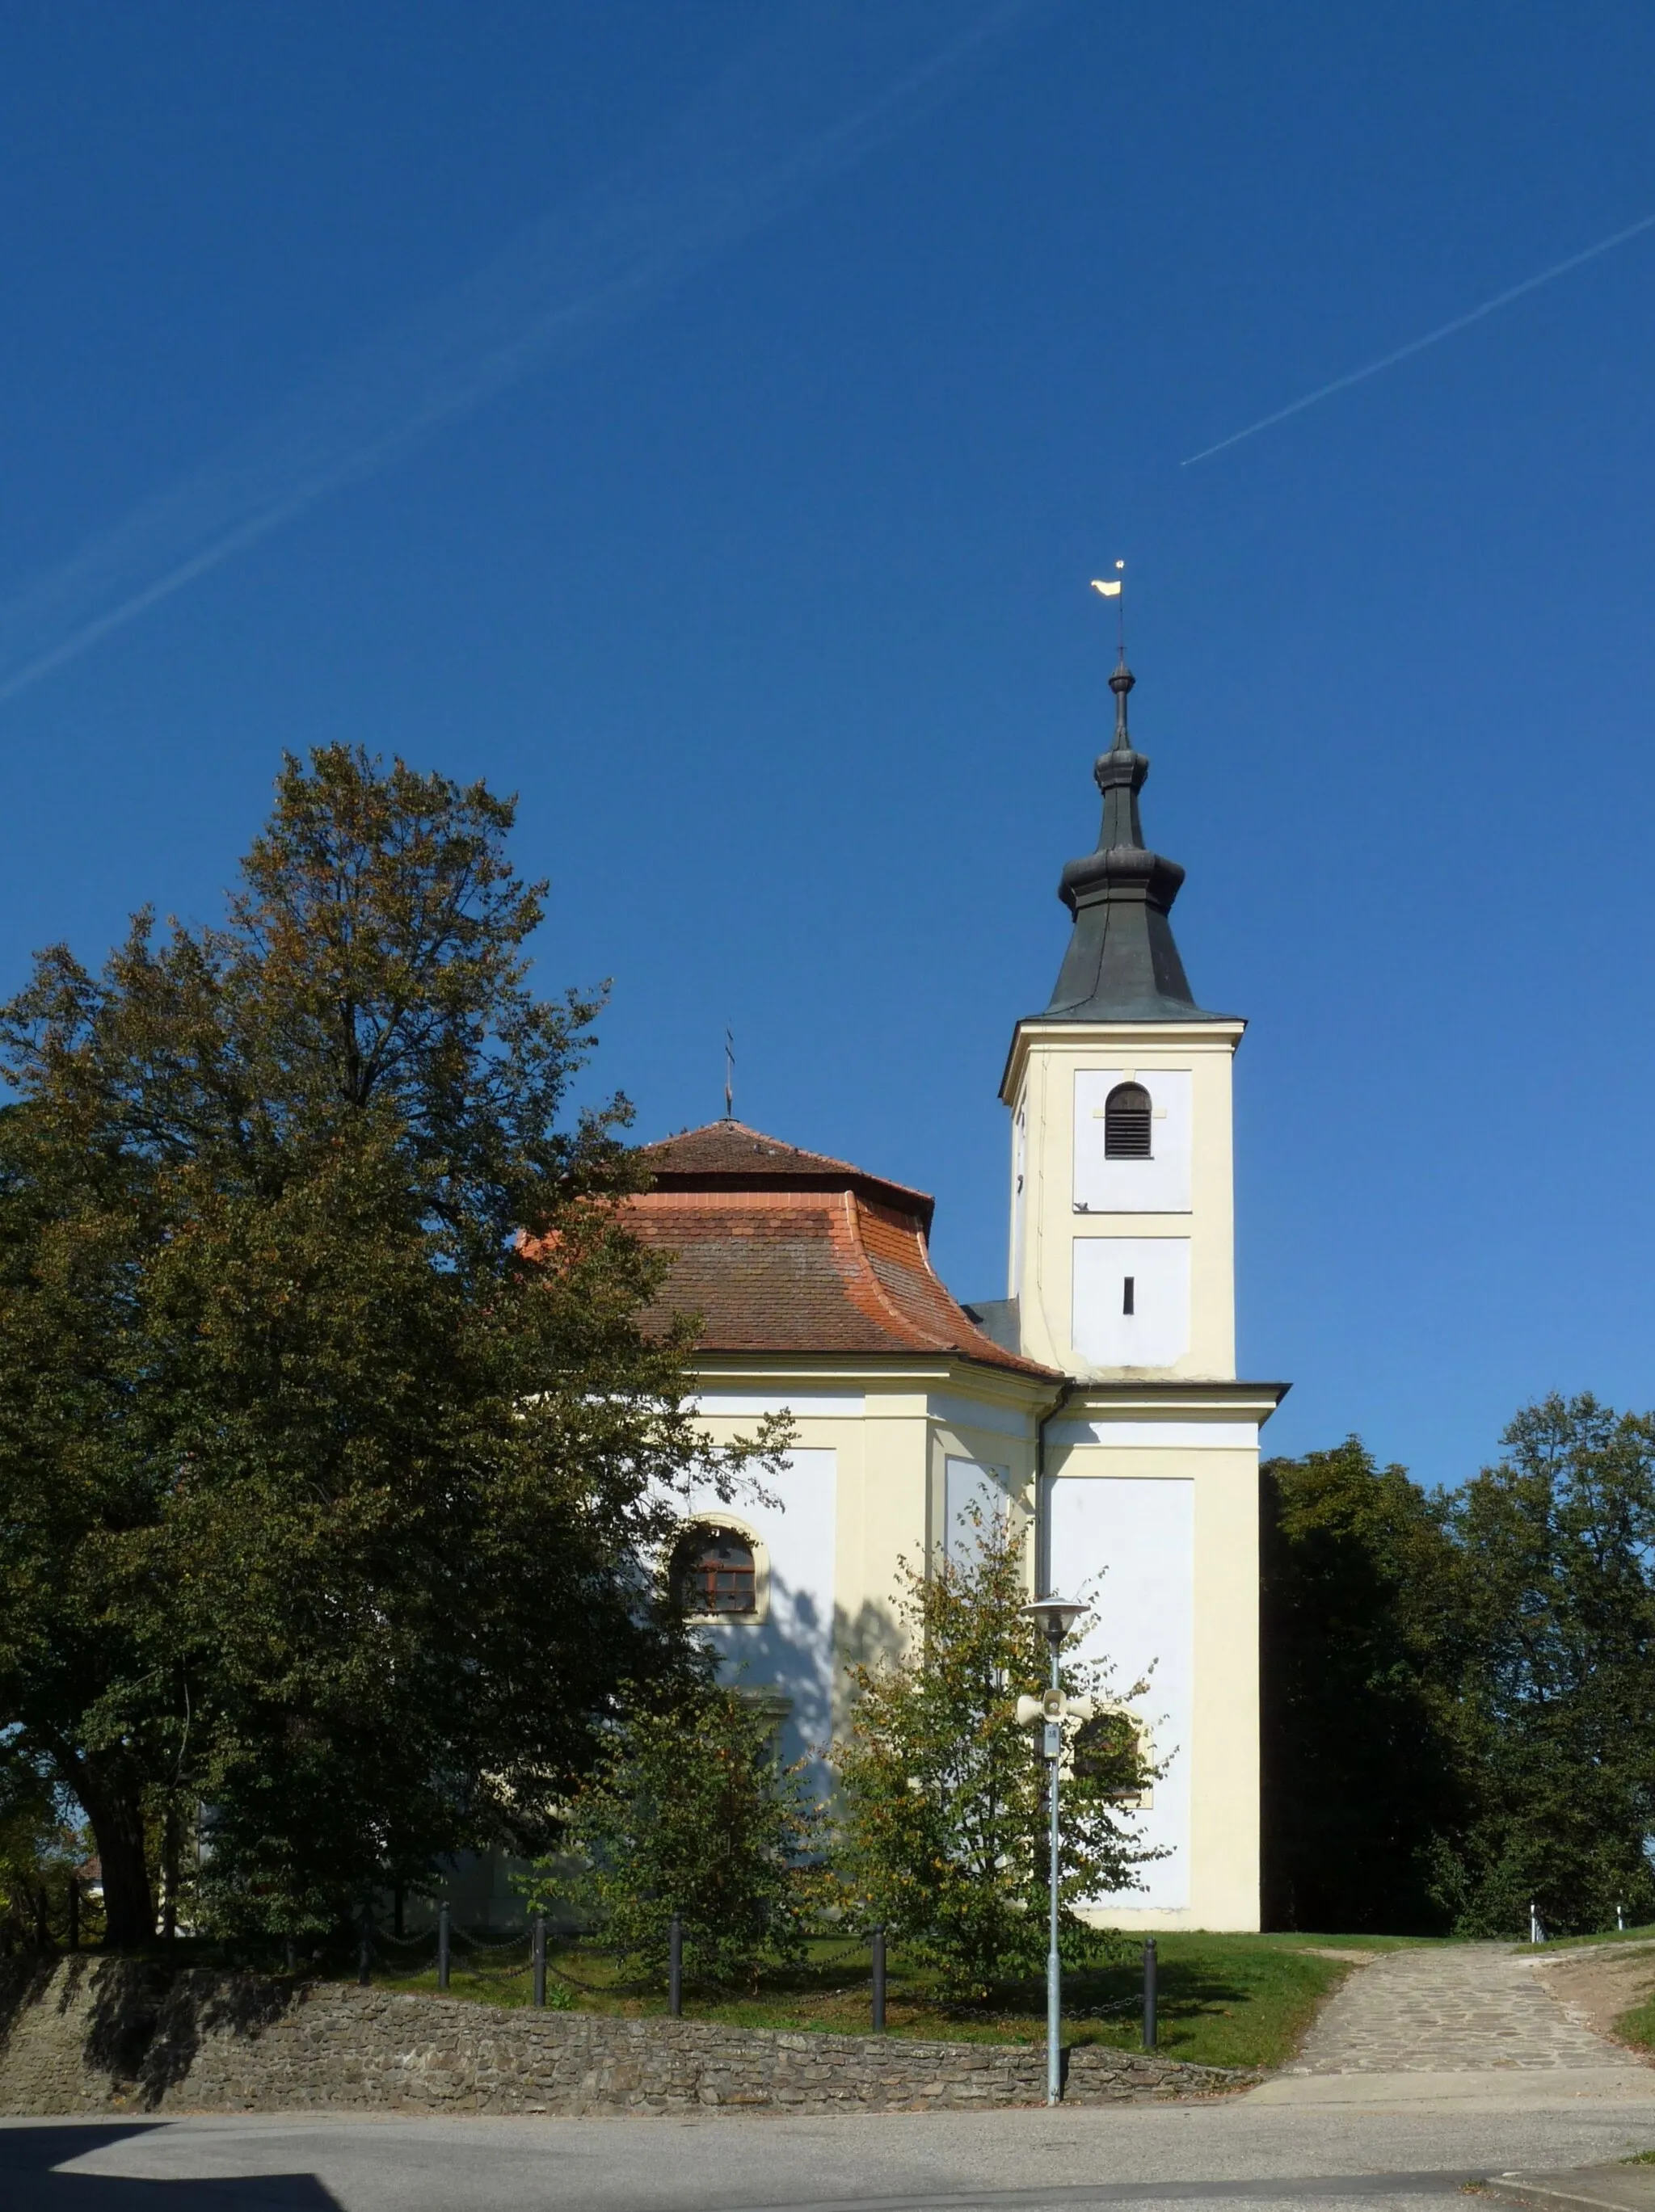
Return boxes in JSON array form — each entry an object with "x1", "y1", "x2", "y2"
[
  {"x1": 723, "y1": 1025, "x2": 735, "y2": 1121},
  {"x1": 1089, "y1": 560, "x2": 1126, "y2": 657}
]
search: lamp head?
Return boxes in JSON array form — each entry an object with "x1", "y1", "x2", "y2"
[{"x1": 1021, "y1": 1596, "x2": 1090, "y2": 1648}]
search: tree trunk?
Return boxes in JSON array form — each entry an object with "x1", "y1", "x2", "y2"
[
  {"x1": 75, "y1": 1761, "x2": 154, "y2": 1949},
  {"x1": 160, "y1": 1793, "x2": 181, "y2": 1944}
]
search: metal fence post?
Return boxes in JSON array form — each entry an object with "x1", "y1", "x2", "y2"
[
  {"x1": 667, "y1": 1912, "x2": 683, "y2": 2018},
  {"x1": 1143, "y1": 1938, "x2": 1158, "y2": 2051},
  {"x1": 870, "y1": 1927, "x2": 886, "y2": 2032},
  {"x1": 357, "y1": 1907, "x2": 373, "y2": 1987},
  {"x1": 532, "y1": 1913, "x2": 547, "y2": 2008},
  {"x1": 437, "y1": 1903, "x2": 451, "y2": 1993}
]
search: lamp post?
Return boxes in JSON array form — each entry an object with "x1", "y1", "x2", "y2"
[{"x1": 1021, "y1": 1596, "x2": 1090, "y2": 2106}]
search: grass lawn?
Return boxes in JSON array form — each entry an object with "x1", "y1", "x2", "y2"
[
  {"x1": 1614, "y1": 1969, "x2": 1655, "y2": 2054},
  {"x1": 366, "y1": 1929, "x2": 1423, "y2": 2073},
  {"x1": 1539, "y1": 1925, "x2": 1655, "y2": 1950}
]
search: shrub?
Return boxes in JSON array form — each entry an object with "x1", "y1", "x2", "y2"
[{"x1": 520, "y1": 1678, "x2": 829, "y2": 1991}]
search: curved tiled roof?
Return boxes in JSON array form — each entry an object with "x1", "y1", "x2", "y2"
[
  {"x1": 625, "y1": 1121, "x2": 1055, "y2": 1380},
  {"x1": 638, "y1": 1119, "x2": 936, "y2": 1233}
]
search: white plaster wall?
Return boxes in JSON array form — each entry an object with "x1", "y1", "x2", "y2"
[
  {"x1": 685, "y1": 1380, "x2": 1262, "y2": 1926},
  {"x1": 1073, "y1": 1069, "x2": 1191, "y2": 1213},
  {"x1": 943, "y1": 1454, "x2": 1009, "y2": 1566},
  {"x1": 1048, "y1": 1475, "x2": 1194, "y2": 1911},
  {"x1": 1072, "y1": 1237, "x2": 1191, "y2": 1369},
  {"x1": 1003, "y1": 1023, "x2": 1240, "y2": 1381},
  {"x1": 692, "y1": 1392, "x2": 865, "y2": 1418},
  {"x1": 696, "y1": 1448, "x2": 838, "y2": 1780},
  {"x1": 1011, "y1": 1104, "x2": 1029, "y2": 1297}
]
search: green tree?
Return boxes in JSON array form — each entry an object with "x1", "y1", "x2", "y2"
[
  {"x1": 835, "y1": 1513, "x2": 1153, "y2": 2001},
  {"x1": 522, "y1": 1677, "x2": 830, "y2": 1991},
  {"x1": 0, "y1": 747, "x2": 781, "y2": 1945},
  {"x1": 1446, "y1": 1393, "x2": 1655, "y2": 1935},
  {"x1": 1260, "y1": 1439, "x2": 1463, "y2": 1932},
  {"x1": 0, "y1": 1749, "x2": 90, "y2": 1947}
]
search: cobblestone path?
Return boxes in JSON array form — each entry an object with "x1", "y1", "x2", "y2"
[{"x1": 1287, "y1": 1943, "x2": 1633, "y2": 2074}]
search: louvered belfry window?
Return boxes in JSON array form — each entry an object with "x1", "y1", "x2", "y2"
[
  {"x1": 1104, "y1": 1080, "x2": 1153, "y2": 1159},
  {"x1": 677, "y1": 1527, "x2": 757, "y2": 1616}
]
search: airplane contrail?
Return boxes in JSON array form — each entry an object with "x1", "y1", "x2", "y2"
[
  {"x1": 1181, "y1": 206, "x2": 1655, "y2": 467},
  {"x1": 0, "y1": 2, "x2": 1044, "y2": 705}
]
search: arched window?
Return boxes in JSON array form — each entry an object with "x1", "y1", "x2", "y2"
[
  {"x1": 1104, "y1": 1080, "x2": 1152, "y2": 1159},
  {"x1": 673, "y1": 1525, "x2": 757, "y2": 1617},
  {"x1": 1072, "y1": 1707, "x2": 1154, "y2": 1808}
]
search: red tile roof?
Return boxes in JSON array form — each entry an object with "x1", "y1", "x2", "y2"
[
  {"x1": 638, "y1": 1119, "x2": 936, "y2": 1232},
  {"x1": 621, "y1": 1121, "x2": 1056, "y2": 1381}
]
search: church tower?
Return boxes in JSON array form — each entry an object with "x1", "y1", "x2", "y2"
[
  {"x1": 1002, "y1": 654, "x2": 1239, "y2": 1378},
  {"x1": 1000, "y1": 647, "x2": 1285, "y2": 1932}
]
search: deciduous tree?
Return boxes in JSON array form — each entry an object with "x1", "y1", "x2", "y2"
[
  {"x1": 0, "y1": 748, "x2": 780, "y2": 1945},
  {"x1": 835, "y1": 1513, "x2": 1154, "y2": 2001},
  {"x1": 1260, "y1": 1439, "x2": 1463, "y2": 1932},
  {"x1": 1446, "y1": 1393, "x2": 1655, "y2": 1935},
  {"x1": 523, "y1": 1677, "x2": 829, "y2": 1991}
]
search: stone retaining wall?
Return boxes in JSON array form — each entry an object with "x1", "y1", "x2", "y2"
[{"x1": 0, "y1": 1957, "x2": 1256, "y2": 2117}]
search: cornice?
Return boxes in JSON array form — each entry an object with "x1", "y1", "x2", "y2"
[
  {"x1": 683, "y1": 1352, "x2": 1063, "y2": 1408},
  {"x1": 1061, "y1": 1377, "x2": 1290, "y2": 1416},
  {"x1": 684, "y1": 1356, "x2": 1286, "y2": 1424},
  {"x1": 1000, "y1": 1016, "x2": 1247, "y2": 1103}
]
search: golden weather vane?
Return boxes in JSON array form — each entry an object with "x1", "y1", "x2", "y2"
[{"x1": 1089, "y1": 560, "x2": 1126, "y2": 656}]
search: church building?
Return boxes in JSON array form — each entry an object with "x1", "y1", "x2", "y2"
[{"x1": 627, "y1": 652, "x2": 1286, "y2": 1932}]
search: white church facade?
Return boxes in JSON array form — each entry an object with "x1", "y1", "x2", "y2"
[{"x1": 628, "y1": 652, "x2": 1286, "y2": 1932}]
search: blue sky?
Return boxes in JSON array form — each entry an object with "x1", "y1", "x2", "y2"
[{"x1": 2, "y1": 1, "x2": 1652, "y2": 1489}]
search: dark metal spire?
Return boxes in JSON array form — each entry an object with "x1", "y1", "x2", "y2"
[{"x1": 1038, "y1": 650, "x2": 1216, "y2": 1023}]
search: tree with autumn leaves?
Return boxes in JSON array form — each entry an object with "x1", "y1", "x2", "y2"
[{"x1": 0, "y1": 747, "x2": 781, "y2": 1945}]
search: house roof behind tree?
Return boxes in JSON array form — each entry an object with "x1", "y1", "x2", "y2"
[{"x1": 625, "y1": 1119, "x2": 1055, "y2": 1380}]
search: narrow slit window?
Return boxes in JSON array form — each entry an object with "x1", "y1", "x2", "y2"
[
  {"x1": 1104, "y1": 1081, "x2": 1152, "y2": 1159},
  {"x1": 1122, "y1": 1275, "x2": 1135, "y2": 1315}
]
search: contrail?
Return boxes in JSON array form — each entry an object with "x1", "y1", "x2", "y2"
[
  {"x1": 1181, "y1": 206, "x2": 1655, "y2": 467},
  {"x1": 0, "y1": 2, "x2": 1043, "y2": 704}
]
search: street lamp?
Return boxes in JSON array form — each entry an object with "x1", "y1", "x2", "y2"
[{"x1": 1020, "y1": 1596, "x2": 1090, "y2": 2106}]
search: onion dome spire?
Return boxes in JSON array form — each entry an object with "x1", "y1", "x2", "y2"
[{"x1": 1040, "y1": 648, "x2": 1214, "y2": 1022}]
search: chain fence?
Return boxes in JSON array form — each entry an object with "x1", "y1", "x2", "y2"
[
  {"x1": 0, "y1": 1882, "x2": 1161, "y2": 2045},
  {"x1": 340, "y1": 1905, "x2": 1164, "y2": 2044},
  {"x1": 0, "y1": 1878, "x2": 103, "y2": 1960}
]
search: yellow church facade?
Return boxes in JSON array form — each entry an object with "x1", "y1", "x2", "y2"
[{"x1": 632, "y1": 652, "x2": 1285, "y2": 1932}]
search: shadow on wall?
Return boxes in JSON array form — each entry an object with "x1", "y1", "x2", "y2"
[
  {"x1": 1, "y1": 1958, "x2": 302, "y2": 2123},
  {"x1": 0, "y1": 2122, "x2": 341, "y2": 2207},
  {"x1": 0, "y1": 1953, "x2": 174, "y2": 2107},
  {"x1": 716, "y1": 1562, "x2": 834, "y2": 1780},
  {"x1": 715, "y1": 1580, "x2": 906, "y2": 1789},
  {"x1": 839, "y1": 1596, "x2": 905, "y2": 1682},
  {"x1": 0, "y1": 1951, "x2": 56, "y2": 2048},
  {"x1": 136, "y1": 1971, "x2": 291, "y2": 2110}
]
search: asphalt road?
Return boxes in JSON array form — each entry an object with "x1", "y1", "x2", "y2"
[{"x1": 6, "y1": 2087, "x2": 1655, "y2": 2212}]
